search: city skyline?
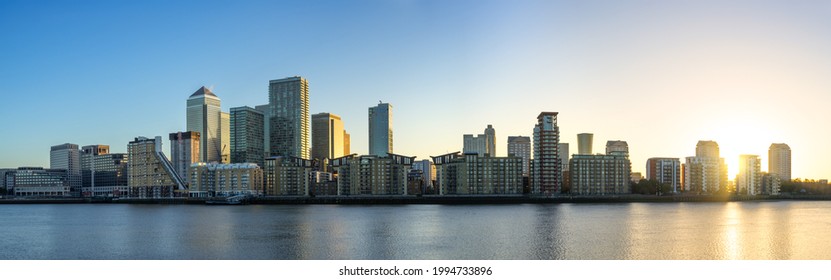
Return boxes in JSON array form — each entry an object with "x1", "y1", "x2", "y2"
[{"x1": 2, "y1": 1, "x2": 830, "y2": 180}]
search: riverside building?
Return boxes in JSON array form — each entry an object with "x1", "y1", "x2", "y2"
[
  {"x1": 127, "y1": 136, "x2": 186, "y2": 198},
  {"x1": 187, "y1": 163, "x2": 263, "y2": 197},
  {"x1": 532, "y1": 112, "x2": 562, "y2": 195},
  {"x1": 431, "y1": 152, "x2": 523, "y2": 195},
  {"x1": 331, "y1": 153, "x2": 415, "y2": 195}
]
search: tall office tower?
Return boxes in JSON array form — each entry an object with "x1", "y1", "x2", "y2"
[
  {"x1": 646, "y1": 158, "x2": 681, "y2": 193},
  {"x1": 606, "y1": 140, "x2": 629, "y2": 156},
  {"x1": 187, "y1": 86, "x2": 223, "y2": 163},
  {"x1": 737, "y1": 155, "x2": 762, "y2": 195},
  {"x1": 169, "y1": 131, "x2": 200, "y2": 182},
  {"x1": 230, "y1": 106, "x2": 265, "y2": 167},
  {"x1": 368, "y1": 102, "x2": 393, "y2": 156},
  {"x1": 255, "y1": 104, "x2": 272, "y2": 158},
  {"x1": 268, "y1": 76, "x2": 310, "y2": 159},
  {"x1": 685, "y1": 140, "x2": 728, "y2": 193},
  {"x1": 311, "y1": 113, "x2": 345, "y2": 162},
  {"x1": 127, "y1": 136, "x2": 186, "y2": 198},
  {"x1": 50, "y1": 143, "x2": 81, "y2": 196},
  {"x1": 220, "y1": 112, "x2": 230, "y2": 163},
  {"x1": 507, "y1": 136, "x2": 531, "y2": 177},
  {"x1": 485, "y1": 124, "x2": 496, "y2": 157},
  {"x1": 343, "y1": 131, "x2": 351, "y2": 155},
  {"x1": 532, "y1": 112, "x2": 562, "y2": 195},
  {"x1": 768, "y1": 143, "x2": 791, "y2": 182},
  {"x1": 577, "y1": 133, "x2": 593, "y2": 155},
  {"x1": 411, "y1": 159, "x2": 436, "y2": 189}
]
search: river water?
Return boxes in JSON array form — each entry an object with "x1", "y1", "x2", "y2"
[{"x1": 1, "y1": 201, "x2": 830, "y2": 259}]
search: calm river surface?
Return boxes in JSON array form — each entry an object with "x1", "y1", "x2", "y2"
[{"x1": 1, "y1": 201, "x2": 830, "y2": 259}]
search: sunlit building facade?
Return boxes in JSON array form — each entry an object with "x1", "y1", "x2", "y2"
[
  {"x1": 188, "y1": 163, "x2": 263, "y2": 197},
  {"x1": 432, "y1": 152, "x2": 523, "y2": 195},
  {"x1": 646, "y1": 157, "x2": 681, "y2": 193},
  {"x1": 368, "y1": 102, "x2": 393, "y2": 157},
  {"x1": 508, "y1": 136, "x2": 531, "y2": 177},
  {"x1": 684, "y1": 141, "x2": 728, "y2": 193},
  {"x1": 127, "y1": 136, "x2": 186, "y2": 198},
  {"x1": 81, "y1": 145, "x2": 129, "y2": 197},
  {"x1": 311, "y1": 112, "x2": 346, "y2": 162},
  {"x1": 570, "y1": 154, "x2": 631, "y2": 195},
  {"x1": 264, "y1": 156, "x2": 314, "y2": 196},
  {"x1": 737, "y1": 155, "x2": 761, "y2": 195},
  {"x1": 331, "y1": 153, "x2": 415, "y2": 195},
  {"x1": 187, "y1": 86, "x2": 225, "y2": 163},
  {"x1": 768, "y1": 143, "x2": 791, "y2": 182}
]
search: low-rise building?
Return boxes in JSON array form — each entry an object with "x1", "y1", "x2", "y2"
[
  {"x1": 188, "y1": 163, "x2": 263, "y2": 197},
  {"x1": 4, "y1": 167, "x2": 70, "y2": 197},
  {"x1": 264, "y1": 156, "x2": 314, "y2": 196},
  {"x1": 331, "y1": 153, "x2": 416, "y2": 195},
  {"x1": 431, "y1": 152, "x2": 523, "y2": 195},
  {"x1": 570, "y1": 154, "x2": 631, "y2": 195}
]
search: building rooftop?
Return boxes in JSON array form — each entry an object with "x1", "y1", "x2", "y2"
[{"x1": 189, "y1": 86, "x2": 217, "y2": 98}]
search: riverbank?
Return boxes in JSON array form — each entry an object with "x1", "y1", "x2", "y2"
[{"x1": 2, "y1": 194, "x2": 831, "y2": 205}]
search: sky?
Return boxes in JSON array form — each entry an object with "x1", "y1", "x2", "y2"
[{"x1": 1, "y1": 0, "x2": 830, "y2": 180}]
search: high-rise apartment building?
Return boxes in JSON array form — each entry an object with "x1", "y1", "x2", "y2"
[
  {"x1": 127, "y1": 136, "x2": 186, "y2": 198},
  {"x1": 508, "y1": 136, "x2": 531, "y2": 177},
  {"x1": 255, "y1": 104, "x2": 272, "y2": 158},
  {"x1": 485, "y1": 124, "x2": 496, "y2": 157},
  {"x1": 577, "y1": 133, "x2": 593, "y2": 155},
  {"x1": 50, "y1": 143, "x2": 81, "y2": 196},
  {"x1": 532, "y1": 112, "x2": 562, "y2": 195},
  {"x1": 737, "y1": 155, "x2": 761, "y2": 195},
  {"x1": 268, "y1": 76, "x2": 310, "y2": 159},
  {"x1": 220, "y1": 112, "x2": 230, "y2": 163},
  {"x1": 646, "y1": 158, "x2": 681, "y2": 193},
  {"x1": 311, "y1": 113, "x2": 345, "y2": 162},
  {"x1": 344, "y1": 131, "x2": 351, "y2": 155},
  {"x1": 187, "y1": 86, "x2": 224, "y2": 163},
  {"x1": 230, "y1": 106, "x2": 265, "y2": 167},
  {"x1": 369, "y1": 102, "x2": 393, "y2": 156},
  {"x1": 169, "y1": 131, "x2": 200, "y2": 182},
  {"x1": 684, "y1": 141, "x2": 728, "y2": 193},
  {"x1": 558, "y1": 143, "x2": 570, "y2": 172},
  {"x1": 768, "y1": 143, "x2": 791, "y2": 182},
  {"x1": 264, "y1": 156, "x2": 314, "y2": 196}
]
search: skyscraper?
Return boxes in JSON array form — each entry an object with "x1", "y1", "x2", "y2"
[
  {"x1": 169, "y1": 131, "x2": 200, "y2": 182},
  {"x1": 508, "y1": 136, "x2": 531, "y2": 177},
  {"x1": 221, "y1": 112, "x2": 230, "y2": 163},
  {"x1": 187, "y1": 86, "x2": 223, "y2": 163},
  {"x1": 577, "y1": 133, "x2": 593, "y2": 155},
  {"x1": 50, "y1": 143, "x2": 81, "y2": 196},
  {"x1": 485, "y1": 124, "x2": 496, "y2": 157},
  {"x1": 768, "y1": 143, "x2": 791, "y2": 182},
  {"x1": 230, "y1": 106, "x2": 265, "y2": 167},
  {"x1": 532, "y1": 112, "x2": 562, "y2": 195},
  {"x1": 343, "y1": 131, "x2": 351, "y2": 155},
  {"x1": 311, "y1": 113, "x2": 345, "y2": 162},
  {"x1": 268, "y1": 76, "x2": 310, "y2": 159},
  {"x1": 369, "y1": 102, "x2": 393, "y2": 156}
]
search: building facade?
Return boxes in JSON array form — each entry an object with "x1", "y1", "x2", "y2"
[
  {"x1": 5, "y1": 167, "x2": 70, "y2": 197},
  {"x1": 768, "y1": 143, "x2": 791, "y2": 182},
  {"x1": 50, "y1": 143, "x2": 81, "y2": 196},
  {"x1": 188, "y1": 163, "x2": 263, "y2": 197},
  {"x1": 169, "y1": 131, "x2": 200, "y2": 183},
  {"x1": 646, "y1": 158, "x2": 681, "y2": 193},
  {"x1": 684, "y1": 140, "x2": 728, "y2": 193},
  {"x1": 187, "y1": 86, "x2": 225, "y2": 163},
  {"x1": 268, "y1": 76, "x2": 310, "y2": 159},
  {"x1": 760, "y1": 172, "x2": 781, "y2": 195},
  {"x1": 577, "y1": 133, "x2": 593, "y2": 155},
  {"x1": 127, "y1": 136, "x2": 186, "y2": 198},
  {"x1": 532, "y1": 112, "x2": 562, "y2": 195},
  {"x1": 737, "y1": 155, "x2": 761, "y2": 195},
  {"x1": 264, "y1": 156, "x2": 314, "y2": 196},
  {"x1": 507, "y1": 136, "x2": 531, "y2": 177},
  {"x1": 311, "y1": 112, "x2": 346, "y2": 163},
  {"x1": 368, "y1": 102, "x2": 393, "y2": 156},
  {"x1": 411, "y1": 159, "x2": 436, "y2": 191},
  {"x1": 331, "y1": 153, "x2": 415, "y2": 195},
  {"x1": 81, "y1": 145, "x2": 129, "y2": 197},
  {"x1": 432, "y1": 152, "x2": 523, "y2": 195},
  {"x1": 570, "y1": 154, "x2": 631, "y2": 195},
  {"x1": 230, "y1": 106, "x2": 265, "y2": 167},
  {"x1": 463, "y1": 125, "x2": 496, "y2": 157}
]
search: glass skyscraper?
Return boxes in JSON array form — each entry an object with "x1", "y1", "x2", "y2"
[
  {"x1": 268, "y1": 77, "x2": 310, "y2": 159},
  {"x1": 187, "y1": 86, "x2": 224, "y2": 163},
  {"x1": 368, "y1": 102, "x2": 393, "y2": 156}
]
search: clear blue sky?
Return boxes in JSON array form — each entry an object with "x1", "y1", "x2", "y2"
[{"x1": 2, "y1": 0, "x2": 830, "y2": 179}]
